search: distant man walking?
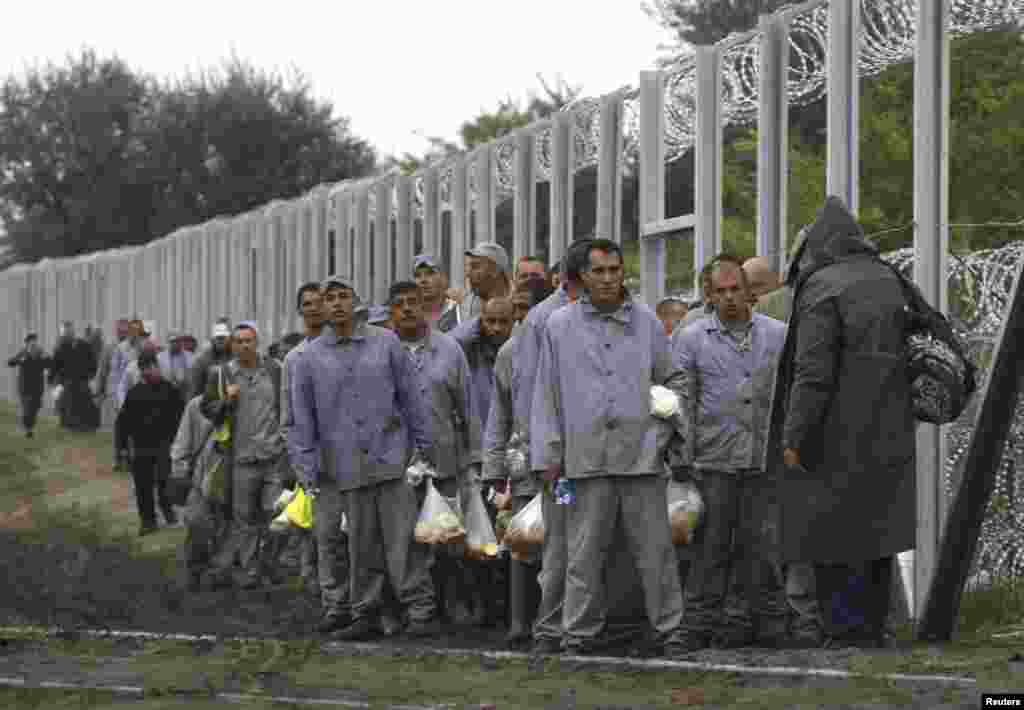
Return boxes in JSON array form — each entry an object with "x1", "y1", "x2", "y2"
[{"x1": 7, "y1": 334, "x2": 51, "y2": 438}]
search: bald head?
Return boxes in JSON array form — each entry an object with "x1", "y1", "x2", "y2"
[
  {"x1": 742, "y1": 256, "x2": 782, "y2": 298},
  {"x1": 481, "y1": 296, "x2": 515, "y2": 346}
]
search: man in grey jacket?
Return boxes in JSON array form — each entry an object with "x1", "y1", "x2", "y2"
[
  {"x1": 201, "y1": 321, "x2": 286, "y2": 591},
  {"x1": 671, "y1": 255, "x2": 790, "y2": 651},
  {"x1": 520, "y1": 238, "x2": 592, "y2": 655},
  {"x1": 532, "y1": 238, "x2": 688, "y2": 657},
  {"x1": 389, "y1": 280, "x2": 482, "y2": 627},
  {"x1": 173, "y1": 393, "x2": 220, "y2": 592},
  {"x1": 290, "y1": 275, "x2": 438, "y2": 640}
]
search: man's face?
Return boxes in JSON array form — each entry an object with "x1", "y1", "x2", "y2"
[
  {"x1": 324, "y1": 286, "x2": 356, "y2": 327},
  {"x1": 466, "y1": 256, "x2": 498, "y2": 293},
  {"x1": 659, "y1": 302, "x2": 689, "y2": 336},
  {"x1": 581, "y1": 249, "x2": 625, "y2": 308},
  {"x1": 512, "y1": 291, "x2": 530, "y2": 323},
  {"x1": 300, "y1": 289, "x2": 325, "y2": 330},
  {"x1": 481, "y1": 300, "x2": 515, "y2": 346},
  {"x1": 712, "y1": 265, "x2": 752, "y2": 323},
  {"x1": 515, "y1": 260, "x2": 546, "y2": 291},
  {"x1": 414, "y1": 266, "x2": 445, "y2": 303},
  {"x1": 391, "y1": 289, "x2": 424, "y2": 336},
  {"x1": 233, "y1": 328, "x2": 259, "y2": 361}
]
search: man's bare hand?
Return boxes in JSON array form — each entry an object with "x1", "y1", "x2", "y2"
[{"x1": 225, "y1": 384, "x2": 241, "y2": 400}]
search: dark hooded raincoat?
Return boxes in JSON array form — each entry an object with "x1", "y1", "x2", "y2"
[{"x1": 765, "y1": 197, "x2": 917, "y2": 565}]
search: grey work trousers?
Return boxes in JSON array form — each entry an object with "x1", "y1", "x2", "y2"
[
  {"x1": 347, "y1": 478, "x2": 436, "y2": 624},
  {"x1": 184, "y1": 487, "x2": 231, "y2": 575},
  {"x1": 783, "y1": 562, "x2": 822, "y2": 637},
  {"x1": 219, "y1": 458, "x2": 285, "y2": 583},
  {"x1": 314, "y1": 479, "x2": 351, "y2": 617},
  {"x1": 533, "y1": 484, "x2": 568, "y2": 643},
  {"x1": 565, "y1": 475, "x2": 684, "y2": 649},
  {"x1": 680, "y1": 471, "x2": 788, "y2": 642}
]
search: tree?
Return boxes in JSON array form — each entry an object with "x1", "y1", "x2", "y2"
[
  {"x1": 0, "y1": 50, "x2": 377, "y2": 264},
  {"x1": 388, "y1": 74, "x2": 583, "y2": 175},
  {"x1": 643, "y1": 0, "x2": 791, "y2": 46}
]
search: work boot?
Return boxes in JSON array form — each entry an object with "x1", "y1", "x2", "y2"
[
  {"x1": 664, "y1": 630, "x2": 711, "y2": 658},
  {"x1": 316, "y1": 610, "x2": 353, "y2": 634},
  {"x1": 505, "y1": 560, "x2": 531, "y2": 647},
  {"x1": 139, "y1": 521, "x2": 158, "y2": 537},
  {"x1": 379, "y1": 612, "x2": 402, "y2": 637},
  {"x1": 25, "y1": 430, "x2": 33, "y2": 439},
  {"x1": 406, "y1": 616, "x2": 442, "y2": 638},
  {"x1": 240, "y1": 576, "x2": 263, "y2": 591},
  {"x1": 333, "y1": 616, "x2": 380, "y2": 642},
  {"x1": 531, "y1": 637, "x2": 562, "y2": 656},
  {"x1": 186, "y1": 571, "x2": 203, "y2": 594}
]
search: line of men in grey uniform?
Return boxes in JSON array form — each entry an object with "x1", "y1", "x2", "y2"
[{"x1": 172, "y1": 204, "x2": 908, "y2": 654}]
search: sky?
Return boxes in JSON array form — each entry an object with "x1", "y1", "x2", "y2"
[{"x1": 1, "y1": 0, "x2": 678, "y2": 162}]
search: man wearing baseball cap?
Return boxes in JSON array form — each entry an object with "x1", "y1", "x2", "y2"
[
  {"x1": 413, "y1": 254, "x2": 461, "y2": 333},
  {"x1": 158, "y1": 332, "x2": 195, "y2": 400},
  {"x1": 289, "y1": 274, "x2": 440, "y2": 639},
  {"x1": 462, "y1": 242, "x2": 512, "y2": 323},
  {"x1": 188, "y1": 318, "x2": 234, "y2": 402},
  {"x1": 200, "y1": 320, "x2": 287, "y2": 590}
]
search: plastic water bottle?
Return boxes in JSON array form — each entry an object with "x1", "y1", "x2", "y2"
[{"x1": 554, "y1": 478, "x2": 576, "y2": 505}]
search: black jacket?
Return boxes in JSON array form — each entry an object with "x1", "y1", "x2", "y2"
[
  {"x1": 766, "y1": 196, "x2": 916, "y2": 565},
  {"x1": 50, "y1": 337, "x2": 98, "y2": 385},
  {"x1": 7, "y1": 349, "x2": 51, "y2": 398},
  {"x1": 115, "y1": 378, "x2": 186, "y2": 455}
]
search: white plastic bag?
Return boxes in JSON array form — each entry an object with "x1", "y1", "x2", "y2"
[
  {"x1": 406, "y1": 458, "x2": 437, "y2": 487},
  {"x1": 463, "y1": 485, "x2": 499, "y2": 560},
  {"x1": 414, "y1": 478, "x2": 466, "y2": 545},
  {"x1": 650, "y1": 385, "x2": 680, "y2": 419},
  {"x1": 504, "y1": 492, "x2": 545, "y2": 561},
  {"x1": 667, "y1": 479, "x2": 704, "y2": 545}
]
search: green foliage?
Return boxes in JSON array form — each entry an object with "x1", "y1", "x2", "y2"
[
  {"x1": 644, "y1": 0, "x2": 793, "y2": 46},
  {"x1": 0, "y1": 49, "x2": 377, "y2": 264},
  {"x1": 389, "y1": 74, "x2": 582, "y2": 175}
]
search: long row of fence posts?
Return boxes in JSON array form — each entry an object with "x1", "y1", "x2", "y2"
[{"x1": 0, "y1": 0, "x2": 962, "y2": 631}]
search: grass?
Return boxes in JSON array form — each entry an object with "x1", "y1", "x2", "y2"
[{"x1": 0, "y1": 400, "x2": 1021, "y2": 708}]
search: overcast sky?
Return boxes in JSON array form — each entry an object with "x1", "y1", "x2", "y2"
[{"x1": 2, "y1": 0, "x2": 677, "y2": 161}]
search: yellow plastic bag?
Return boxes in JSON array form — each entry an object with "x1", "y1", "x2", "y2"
[
  {"x1": 463, "y1": 484, "x2": 499, "y2": 561},
  {"x1": 285, "y1": 486, "x2": 314, "y2": 529},
  {"x1": 211, "y1": 367, "x2": 233, "y2": 445}
]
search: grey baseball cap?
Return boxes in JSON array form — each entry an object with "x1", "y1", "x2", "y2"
[
  {"x1": 321, "y1": 275, "x2": 362, "y2": 306},
  {"x1": 412, "y1": 254, "x2": 441, "y2": 275},
  {"x1": 465, "y1": 242, "x2": 510, "y2": 274}
]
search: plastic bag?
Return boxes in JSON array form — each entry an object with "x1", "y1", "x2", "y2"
[
  {"x1": 270, "y1": 507, "x2": 291, "y2": 532},
  {"x1": 414, "y1": 478, "x2": 466, "y2": 545},
  {"x1": 463, "y1": 485, "x2": 499, "y2": 561},
  {"x1": 650, "y1": 385, "x2": 680, "y2": 419},
  {"x1": 202, "y1": 449, "x2": 229, "y2": 503},
  {"x1": 285, "y1": 486, "x2": 314, "y2": 529},
  {"x1": 667, "y1": 479, "x2": 704, "y2": 545},
  {"x1": 274, "y1": 488, "x2": 297, "y2": 513},
  {"x1": 504, "y1": 492, "x2": 545, "y2": 561}
]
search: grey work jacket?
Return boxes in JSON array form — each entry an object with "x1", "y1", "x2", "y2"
[
  {"x1": 530, "y1": 294, "x2": 682, "y2": 479},
  {"x1": 170, "y1": 395, "x2": 215, "y2": 485},
  {"x1": 289, "y1": 322, "x2": 432, "y2": 492},
  {"x1": 400, "y1": 330, "x2": 481, "y2": 481},
  {"x1": 483, "y1": 334, "x2": 541, "y2": 497},
  {"x1": 671, "y1": 313, "x2": 786, "y2": 474}
]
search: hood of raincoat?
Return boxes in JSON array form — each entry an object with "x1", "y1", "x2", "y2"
[{"x1": 785, "y1": 196, "x2": 879, "y2": 288}]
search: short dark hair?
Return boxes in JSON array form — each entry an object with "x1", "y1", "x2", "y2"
[
  {"x1": 280, "y1": 332, "x2": 304, "y2": 349},
  {"x1": 296, "y1": 282, "x2": 322, "y2": 312},
  {"x1": 138, "y1": 352, "x2": 158, "y2": 370},
  {"x1": 564, "y1": 239, "x2": 595, "y2": 282},
  {"x1": 517, "y1": 255, "x2": 545, "y2": 271},
  {"x1": 388, "y1": 281, "x2": 420, "y2": 305},
  {"x1": 24, "y1": 333, "x2": 37, "y2": 344},
  {"x1": 707, "y1": 253, "x2": 749, "y2": 290},
  {"x1": 584, "y1": 238, "x2": 625, "y2": 269}
]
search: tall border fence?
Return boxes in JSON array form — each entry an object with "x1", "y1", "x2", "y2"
[{"x1": 2, "y1": 0, "x2": 1022, "y2": 618}]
